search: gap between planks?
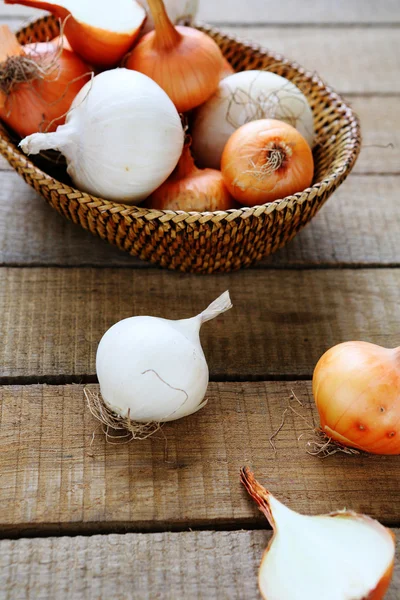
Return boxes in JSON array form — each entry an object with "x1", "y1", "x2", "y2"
[{"x1": 0, "y1": 530, "x2": 398, "y2": 599}]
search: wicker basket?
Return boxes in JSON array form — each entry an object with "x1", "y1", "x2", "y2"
[{"x1": 0, "y1": 16, "x2": 361, "y2": 274}]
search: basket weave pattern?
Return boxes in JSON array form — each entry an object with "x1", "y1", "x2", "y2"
[{"x1": 0, "y1": 17, "x2": 361, "y2": 273}]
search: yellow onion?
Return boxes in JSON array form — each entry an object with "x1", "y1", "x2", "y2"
[
  {"x1": 146, "y1": 142, "x2": 236, "y2": 212},
  {"x1": 313, "y1": 341, "x2": 400, "y2": 455},
  {"x1": 126, "y1": 0, "x2": 224, "y2": 112}
]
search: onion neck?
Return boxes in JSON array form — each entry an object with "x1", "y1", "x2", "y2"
[
  {"x1": 173, "y1": 145, "x2": 198, "y2": 180},
  {"x1": 146, "y1": 0, "x2": 182, "y2": 50},
  {"x1": 20, "y1": 124, "x2": 74, "y2": 155}
]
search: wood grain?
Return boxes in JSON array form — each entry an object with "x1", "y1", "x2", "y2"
[
  {"x1": 1, "y1": 173, "x2": 399, "y2": 268},
  {"x1": 1, "y1": 0, "x2": 399, "y2": 24},
  {"x1": 0, "y1": 382, "x2": 400, "y2": 535},
  {"x1": 0, "y1": 530, "x2": 399, "y2": 599},
  {"x1": 0, "y1": 268, "x2": 399, "y2": 380}
]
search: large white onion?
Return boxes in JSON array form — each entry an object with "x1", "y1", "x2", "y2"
[
  {"x1": 19, "y1": 69, "x2": 184, "y2": 204},
  {"x1": 138, "y1": 0, "x2": 198, "y2": 34},
  {"x1": 192, "y1": 70, "x2": 315, "y2": 170},
  {"x1": 95, "y1": 291, "x2": 232, "y2": 423}
]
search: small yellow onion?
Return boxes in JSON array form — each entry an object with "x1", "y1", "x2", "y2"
[
  {"x1": 241, "y1": 467, "x2": 396, "y2": 600},
  {"x1": 145, "y1": 142, "x2": 236, "y2": 212},
  {"x1": 313, "y1": 341, "x2": 400, "y2": 455},
  {"x1": 126, "y1": 0, "x2": 224, "y2": 112}
]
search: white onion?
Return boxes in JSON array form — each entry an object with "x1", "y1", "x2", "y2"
[
  {"x1": 19, "y1": 69, "x2": 184, "y2": 204},
  {"x1": 138, "y1": 0, "x2": 199, "y2": 34},
  {"x1": 96, "y1": 291, "x2": 232, "y2": 424},
  {"x1": 192, "y1": 70, "x2": 315, "y2": 169}
]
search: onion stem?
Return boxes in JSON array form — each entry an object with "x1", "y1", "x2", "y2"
[{"x1": 147, "y1": 0, "x2": 182, "y2": 49}]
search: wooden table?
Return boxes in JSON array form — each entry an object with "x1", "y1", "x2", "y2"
[{"x1": 0, "y1": 1, "x2": 399, "y2": 597}]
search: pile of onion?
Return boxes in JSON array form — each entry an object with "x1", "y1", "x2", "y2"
[
  {"x1": 313, "y1": 341, "x2": 400, "y2": 455},
  {"x1": 0, "y1": 25, "x2": 91, "y2": 138},
  {"x1": 3, "y1": 0, "x2": 316, "y2": 212},
  {"x1": 192, "y1": 70, "x2": 315, "y2": 170}
]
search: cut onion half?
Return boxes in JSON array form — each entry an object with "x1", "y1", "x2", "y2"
[{"x1": 241, "y1": 468, "x2": 395, "y2": 600}]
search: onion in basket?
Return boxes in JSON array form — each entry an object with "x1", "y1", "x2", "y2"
[
  {"x1": 19, "y1": 69, "x2": 184, "y2": 204},
  {"x1": 126, "y1": 0, "x2": 224, "y2": 112},
  {"x1": 145, "y1": 141, "x2": 236, "y2": 212},
  {"x1": 86, "y1": 291, "x2": 233, "y2": 440},
  {"x1": 0, "y1": 26, "x2": 91, "y2": 139},
  {"x1": 241, "y1": 468, "x2": 396, "y2": 600},
  {"x1": 192, "y1": 70, "x2": 315, "y2": 169},
  {"x1": 4, "y1": 0, "x2": 146, "y2": 68},
  {"x1": 222, "y1": 119, "x2": 314, "y2": 205}
]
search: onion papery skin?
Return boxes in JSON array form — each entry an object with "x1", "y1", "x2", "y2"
[
  {"x1": 4, "y1": 0, "x2": 146, "y2": 68},
  {"x1": 0, "y1": 37, "x2": 91, "y2": 138},
  {"x1": 313, "y1": 341, "x2": 400, "y2": 455},
  {"x1": 126, "y1": 0, "x2": 223, "y2": 113},
  {"x1": 220, "y1": 58, "x2": 234, "y2": 79},
  {"x1": 221, "y1": 119, "x2": 314, "y2": 206},
  {"x1": 146, "y1": 145, "x2": 236, "y2": 212}
]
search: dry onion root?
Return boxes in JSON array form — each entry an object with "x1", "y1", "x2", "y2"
[
  {"x1": 241, "y1": 467, "x2": 396, "y2": 600},
  {"x1": 87, "y1": 292, "x2": 233, "y2": 441},
  {"x1": 85, "y1": 387, "x2": 164, "y2": 443}
]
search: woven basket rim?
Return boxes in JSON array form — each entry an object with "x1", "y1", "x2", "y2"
[{"x1": 0, "y1": 16, "x2": 361, "y2": 223}]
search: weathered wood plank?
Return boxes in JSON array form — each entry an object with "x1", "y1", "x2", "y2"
[
  {"x1": 224, "y1": 27, "x2": 400, "y2": 94},
  {"x1": 1, "y1": 0, "x2": 399, "y2": 24},
  {"x1": 0, "y1": 382, "x2": 399, "y2": 534},
  {"x1": 1, "y1": 173, "x2": 398, "y2": 267},
  {"x1": 0, "y1": 268, "x2": 399, "y2": 380},
  {"x1": 0, "y1": 530, "x2": 399, "y2": 599}
]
